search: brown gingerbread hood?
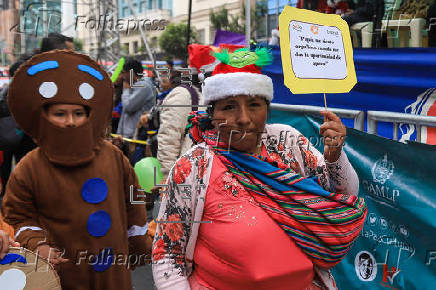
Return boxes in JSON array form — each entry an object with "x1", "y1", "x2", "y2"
[{"x1": 7, "y1": 50, "x2": 113, "y2": 166}]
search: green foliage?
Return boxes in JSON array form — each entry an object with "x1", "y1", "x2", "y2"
[
  {"x1": 210, "y1": 7, "x2": 230, "y2": 31},
  {"x1": 209, "y1": 1, "x2": 269, "y2": 40},
  {"x1": 255, "y1": 0, "x2": 268, "y2": 18},
  {"x1": 138, "y1": 45, "x2": 146, "y2": 53},
  {"x1": 121, "y1": 44, "x2": 129, "y2": 55},
  {"x1": 73, "y1": 39, "x2": 83, "y2": 51},
  {"x1": 159, "y1": 23, "x2": 197, "y2": 60},
  {"x1": 210, "y1": 6, "x2": 244, "y2": 35}
]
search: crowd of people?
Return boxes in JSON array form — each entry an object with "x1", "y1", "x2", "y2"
[
  {"x1": 269, "y1": 1, "x2": 436, "y2": 47},
  {"x1": 0, "y1": 29, "x2": 369, "y2": 289}
]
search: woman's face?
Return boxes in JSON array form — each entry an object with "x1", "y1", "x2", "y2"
[
  {"x1": 46, "y1": 104, "x2": 88, "y2": 128},
  {"x1": 160, "y1": 75, "x2": 171, "y2": 91},
  {"x1": 211, "y1": 95, "x2": 268, "y2": 154}
]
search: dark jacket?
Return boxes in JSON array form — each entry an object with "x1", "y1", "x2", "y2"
[
  {"x1": 0, "y1": 85, "x2": 10, "y2": 118},
  {"x1": 354, "y1": 0, "x2": 383, "y2": 19}
]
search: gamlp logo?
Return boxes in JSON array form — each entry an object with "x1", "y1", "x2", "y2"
[
  {"x1": 355, "y1": 251, "x2": 377, "y2": 282},
  {"x1": 371, "y1": 154, "x2": 394, "y2": 185},
  {"x1": 400, "y1": 88, "x2": 436, "y2": 145},
  {"x1": 362, "y1": 154, "x2": 400, "y2": 207}
]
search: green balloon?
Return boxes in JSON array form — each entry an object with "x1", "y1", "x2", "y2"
[{"x1": 134, "y1": 157, "x2": 164, "y2": 193}]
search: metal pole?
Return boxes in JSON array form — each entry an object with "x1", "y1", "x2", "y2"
[
  {"x1": 266, "y1": 0, "x2": 269, "y2": 41},
  {"x1": 245, "y1": 0, "x2": 251, "y2": 48},
  {"x1": 186, "y1": 0, "x2": 192, "y2": 63},
  {"x1": 276, "y1": 0, "x2": 279, "y2": 27},
  {"x1": 43, "y1": 1, "x2": 47, "y2": 36}
]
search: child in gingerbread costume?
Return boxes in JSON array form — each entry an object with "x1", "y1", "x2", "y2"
[{"x1": 2, "y1": 50, "x2": 153, "y2": 289}]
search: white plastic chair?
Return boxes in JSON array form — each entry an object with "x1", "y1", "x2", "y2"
[
  {"x1": 351, "y1": 22, "x2": 374, "y2": 48},
  {"x1": 382, "y1": 18, "x2": 426, "y2": 47}
]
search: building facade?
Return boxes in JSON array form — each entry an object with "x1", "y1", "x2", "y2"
[
  {"x1": 0, "y1": 0, "x2": 20, "y2": 63},
  {"x1": 76, "y1": 0, "x2": 106, "y2": 57},
  {"x1": 172, "y1": 0, "x2": 245, "y2": 46},
  {"x1": 117, "y1": 0, "x2": 172, "y2": 56}
]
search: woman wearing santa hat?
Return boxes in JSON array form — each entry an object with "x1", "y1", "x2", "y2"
[{"x1": 152, "y1": 47, "x2": 366, "y2": 289}]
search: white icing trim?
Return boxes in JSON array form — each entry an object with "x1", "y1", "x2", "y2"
[
  {"x1": 201, "y1": 72, "x2": 274, "y2": 105},
  {"x1": 127, "y1": 223, "x2": 149, "y2": 237},
  {"x1": 15, "y1": 226, "x2": 43, "y2": 239}
]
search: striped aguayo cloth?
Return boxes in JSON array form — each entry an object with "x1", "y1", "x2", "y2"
[{"x1": 187, "y1": 111, "x2": 367, "y2": 268}]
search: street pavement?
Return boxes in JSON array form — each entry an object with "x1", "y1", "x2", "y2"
[
  {"x1": 132, "y1": 200, "x2": 161, "y2": 290},
  {"x1": 132, "y1": 264, "x2": 156, "y2": 290}
]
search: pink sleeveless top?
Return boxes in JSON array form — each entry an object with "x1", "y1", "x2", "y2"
[{"x1": 190, "y1": 153, "x2": 314, "y2": 290}]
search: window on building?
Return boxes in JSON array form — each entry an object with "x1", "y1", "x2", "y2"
[
  {"x1": 140, "y1": 1, "x2": 146, "y2": 12},
  {"x1": 209, "y1": 28, "x2": 216, "y2": 45},
  {"x1": 123, "y1": 43, "x2": 130, "y2": 54},
  {"x1": 133, "y1": 41, "x2": 138, "y2": 53},
  {"x1": 151, "y1": 36, "x2": 158, "y2": 49},
  {"x1": 122, "y1": 7, "x2": 129, "y2": 18},
  {"x1": 163, "y1": 0, "x2": 171, "y2": 10},
  {"x1": 158, "y1": 0, "x2": 162, "y2": 9},
  {"x1": 148, "y1": 0, "x2": 153, "y2": 10},
  {"x1": 197, "y1": 28, "x2": 205, "y2": 44},
  {"x1": 1, "y1": 0, "x2": 7, "y2": 10},
  {"x1": 268, "y1": 14, "x2": 278, "y2": 35},
  {"x1": 255, "y1": 15, "x2": 267, "y2": 40},
  {"x1": 267, "y1": 0, "x2": 291, "y2": 14}
]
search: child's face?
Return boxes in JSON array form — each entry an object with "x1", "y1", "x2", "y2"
[{"x1": 46, "y1": 104, "x2": 88, "y2": 128}]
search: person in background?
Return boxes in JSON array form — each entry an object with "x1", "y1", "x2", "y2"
[
  {"x1": 297, "y1": 0, "x2": 329, "y2": 12},
  {"x1": 326, "y1": 0, "x2": 350, "y2": 15},
  {"x1": 40, "y1": 33, "x2": 74, "y2": 53},
  {"x1": 342, "y1": 0, "x2": 384, "y2": 27},
  {"x1": 156, "y1": 69, "x2": 201, "y2": 181},
  {"x1": 0, "y1": 54, "x2": 37, "y2": 197},
  {"x1": 136, "y1": 70, "x2": 173, "y2": 160},
  {"x1": 111, "y1": 74, "x2": 124, "y2": 134},
  {"x1": 117, "y1": 59, "x2": 155, "y2": 140}
]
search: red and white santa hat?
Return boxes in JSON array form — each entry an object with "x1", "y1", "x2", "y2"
[
  {"x1": 188, "y1": 44, "x2": 219, "y2": 80},
  {"x1": 201, "y1": 47, "x2": 274, "y2": 106}
]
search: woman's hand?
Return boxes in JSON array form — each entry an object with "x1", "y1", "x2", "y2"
[
  {"x1": 36, "y1": 244, "x2": 69, "y2": 265},
  {"x1": 137, "y1": 113, "x2": 149, "y2": 128},
  {"x1": 0, "y1": 230, "x2": 20, "y2": 259},
  {"x1": 319, "y1": 111, "x2": 346, "y2": 163}
]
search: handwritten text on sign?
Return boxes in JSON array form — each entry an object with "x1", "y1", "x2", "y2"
[{"x1": 289, "y1": 21, "x2": 346, "y2": 80}]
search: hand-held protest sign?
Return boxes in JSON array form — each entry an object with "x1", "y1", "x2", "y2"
[{"x1": 279, "y1": 6, "x2": 356, "y2": 95}]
